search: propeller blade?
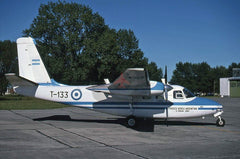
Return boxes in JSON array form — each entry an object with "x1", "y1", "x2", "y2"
[
  {"x1": 165, "y1": 86, "x2": 168, "y2": 101},
  {"x1": 164, "y1": 65, "x2": 168, "y2": 101},
  {"x1": 164, "y1": 65, "x2": 167, "y2": 84},
  {"x1": 165, "y1": 85, "x2": 173, "y2": 91}
]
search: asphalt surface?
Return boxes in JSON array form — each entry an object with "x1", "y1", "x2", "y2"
[{"x1": 0, "y1": 97, "x2": 240, "y2": 159}]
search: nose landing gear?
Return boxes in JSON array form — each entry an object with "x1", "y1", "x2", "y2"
[
  {"x1": 214, "y1": 111, "x2": 225, "y2": 127},
  {"x1": 216, "y1": 116, "x2": 225, "y2": 127}
]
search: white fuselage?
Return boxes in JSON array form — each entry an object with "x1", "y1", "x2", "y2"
[
  {"x1": 18, "y1": 84, "x2": 223, "y2": 119},
  {"x1": 8, "y1": 37, "x2": 224, "y2": 125}
]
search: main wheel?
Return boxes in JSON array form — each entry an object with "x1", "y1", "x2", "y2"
[
  {"x1": 216, "y1": 118, "x2": 225, "y2": 127},
  {"x1": 126, "y1": 116, "x2": 136, "y2": 128}
]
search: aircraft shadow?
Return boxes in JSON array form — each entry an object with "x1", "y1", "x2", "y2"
[
  {"x1": 154, "y1": 120, "x2": 216, "y2": 126},
  {"x1": 33, "y1": 115, "x2": 215, "y2": 132},
  {"x1": 34, "y1": 115, "x2": 125, "y2": 125}
]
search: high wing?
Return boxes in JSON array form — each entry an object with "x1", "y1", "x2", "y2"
[
  {"x1": 109, "y1": 68, "x2": 150, "y2": 96},
  {"x1": 109, "y1": 68, "x2": 149, "y2": 90},
  {"x1": 87, "y1": 68, "x2": 164, "y2": 96},
  {"x1": 87, "y1": 68, "x2": 150, "y2": 96}
]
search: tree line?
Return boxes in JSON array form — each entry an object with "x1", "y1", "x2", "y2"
[
  {"x1": 0, "y1": 1, "x2": 239, "y2": 95},
  {"x1": 170, "y1": 62, "x2": 240, "y2": 94},
  {"x1": 0, "y1": 40, "x2": 17, "y2": 95}
]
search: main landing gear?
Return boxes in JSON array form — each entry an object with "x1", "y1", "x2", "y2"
[
  {"x1": 126, "y1": 116, "x2": 137, "y2": 128},
  {"x1": 216, "y1": 116, "x2": 225, "y2": 127}
]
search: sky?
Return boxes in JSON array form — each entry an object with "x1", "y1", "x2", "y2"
[{"x1": 1, "y1": 0, "x2": 240, "y2": 79}]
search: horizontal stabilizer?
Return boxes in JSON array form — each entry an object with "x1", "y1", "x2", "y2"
[{"x1": 5, "y1": 73, "x2": 37, "y2": 87}]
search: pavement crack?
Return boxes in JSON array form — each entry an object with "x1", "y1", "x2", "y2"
[
  {"x1": 35, "y1": 129, "x2": 73, "y2": 148},
  {"x1": 107, "y1": 146, "x2": 150, "y2": 159},
  {"x1": 40, "y1": 122, "x2": 149, "y2": 159},
  {"x1": 9, "y1": 110, "x2": 33, "y2": 120}
]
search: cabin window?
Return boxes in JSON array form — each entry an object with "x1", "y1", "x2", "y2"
[
  {"x1": 183, "y1": 88, "x2": 195, "y2": 98},
  {"x1": 173, "y1": 90, "x2": 184, "y2": 99}
]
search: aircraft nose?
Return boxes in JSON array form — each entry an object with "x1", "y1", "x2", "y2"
[
  {"x1": 192, "y1": 97, "x2": 222, "y2": 108},
  {"x1": 196, "y1": 97, "x2": 223, "y2": 111},
  {"x1": 197, "y1": 97, "x2": 221, "y2": 106}
]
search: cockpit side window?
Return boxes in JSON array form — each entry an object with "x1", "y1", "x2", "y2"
[
  {"x1": 173, "y1": 90, "x2": 184, "y2": 99},
  {"x1": 183, "y1": 88, "x2": 195, "y2": 98}
]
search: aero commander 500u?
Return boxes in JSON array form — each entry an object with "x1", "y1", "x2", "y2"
[{"x1": 6, "y1": 37, "x2": 225, "y2": 128}]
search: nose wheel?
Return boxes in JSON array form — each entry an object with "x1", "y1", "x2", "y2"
[{"x1": 216, "y1": 116, "x2": 225, "y2": 127}]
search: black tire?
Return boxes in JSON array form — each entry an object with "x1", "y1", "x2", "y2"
[
  {"x1": 126, "y1": 116, "x2": 137, "y2": 128},
  {"x1": 216, "y1": 118, "x2": 225, "y2": 127}
]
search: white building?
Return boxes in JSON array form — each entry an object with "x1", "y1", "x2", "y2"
[{"x1": 220, "y1": 77, "x2": 240, "y2": 97}]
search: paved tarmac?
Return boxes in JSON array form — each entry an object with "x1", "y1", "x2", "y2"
[{"x1": 0, "y1": 97, "x2": 240, "y2": 159}]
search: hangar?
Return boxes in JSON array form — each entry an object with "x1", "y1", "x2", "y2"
[{"x1": 220, "y1": 68, "x2": 240, "y2": 97}]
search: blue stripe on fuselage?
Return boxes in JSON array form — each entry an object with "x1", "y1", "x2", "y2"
[
  {"x1": 173, "y1": 97, "x2": 221, "y2": 106},
  {"x1": 38, "y1": 79, "x2": 68, "y2": 86},
  {"x1": 61, "y1": 97, "x2": 221, "y2": 107},
  {"x1": 60, "y1": 97, "x2": 222, "y2": 111},
  {"x1": 61, "y1": 101, "x2": 222, "y2": 110}
]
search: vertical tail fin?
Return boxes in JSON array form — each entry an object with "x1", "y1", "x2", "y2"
[{"x1": 17, "y1": 37, "x2": 51, "y2": 83}]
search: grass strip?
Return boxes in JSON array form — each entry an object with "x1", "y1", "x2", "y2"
[{"x1": 0, "y1": 95, "x2": 69, "y2": 110}]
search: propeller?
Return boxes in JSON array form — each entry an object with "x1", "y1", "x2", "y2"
[
  {"x1": 164, "y1": 66, "x2": 168, "y2": 101},
  {"x1": 163, "y1": 65, "x2": 172, "y2": 127},
  {"x1": 164, "y1": 66, "x2": 167, "y2": 84},
  {"x1": 163, "y1": 66, "x2": 173, "y2": 101}
]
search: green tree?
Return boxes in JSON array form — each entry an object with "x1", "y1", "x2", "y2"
[
  {"x1": 170, "y1": 62, "x2": 212, "y2": 93},
  {"x1": 23, "y1": 1, "x2": 106, "y2": 84},
  {"x1": 170, "y1": 62, "x2": 240, "y2": 94},
  {"x1": 23, "y1": 1, "x2": 162, "y2": 84},
  {"x1": 146, "y1": 62, "x2": 163, "y2": 81},
  {"x1": 0, "y1": 41, "x2": 17, "y2": 95},
  {"x1": 170, "y1": 62, "x2": 194, "y2": 90},
  {"x1": 211, "y1": 66, "x2": 228, "y2": 93},
  {"x1": 194, "y1": 62, "x2": 212, "y2": 93},
  {"x1": 227, "y1": 63, "x2": 240, "y2": 77}
]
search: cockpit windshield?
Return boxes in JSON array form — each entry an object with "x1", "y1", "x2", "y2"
[{"x1": 183, "y1": 88, "x2": 195, "y2": 98}]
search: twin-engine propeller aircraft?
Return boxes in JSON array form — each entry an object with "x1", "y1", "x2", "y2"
[{"x1": 6, "y1": 37, "x2": 225, "y2": 128}]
